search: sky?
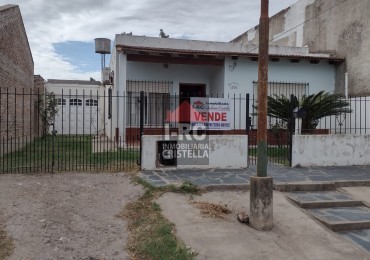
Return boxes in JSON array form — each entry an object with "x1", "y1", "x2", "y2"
[{"x1": 2, "y1": 0, "x2": 299, "y2": 81}]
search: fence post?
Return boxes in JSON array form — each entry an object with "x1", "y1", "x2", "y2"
[
  {"x1": 246, "y1": 94, "x2": 250, "y2": 134},
  {"x1": 51, "y1": 122, "x2": 56, "y2": 173},
  {"x1": 138, "y1": 91, "x2": 144, "y2": 167},
  {"x1": 289, "y1": 94, "x2": 295, "y2": 167}
]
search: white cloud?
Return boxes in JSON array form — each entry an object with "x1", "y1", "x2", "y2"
[{"x1": 5, "y1": 0, "x2": 299, "y2": 80}]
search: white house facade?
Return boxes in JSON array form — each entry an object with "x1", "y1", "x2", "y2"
[{"x1": 107, "y1": 34, "x2": 343, "y2": 142}]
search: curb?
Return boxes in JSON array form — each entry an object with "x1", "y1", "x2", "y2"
[
  {"x1": 203, "y1": 184, "x2": 250, "y2": 192},
  {"x1": 274, "y1": 182, "x2": 336, "y2": 192},
  {"x1": 201, "y1": 180, "x2": 370, "y2": 192}
]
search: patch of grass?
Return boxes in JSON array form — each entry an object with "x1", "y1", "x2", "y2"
[
  {"x1": 131, "y1": 176, "x2": 156, "y2": 190},
  {"x1": 0, "y1": 221, "x2": 14, "y2": 260},
  {"x1": 131, "y1": 176, "x2": 201, "y2": 195},
  {"x1": 0, "y1": 135, "x2": 139, "y2": 173},
  {"x1": 151, "y1": 202, "x2": 161, "y2": 212},
  {"x1": 119, "y1": 178, "x2": 199, "y2": 260},
  {"x1": 177, "y1": 181, "x2": 199, "y2": 194}
]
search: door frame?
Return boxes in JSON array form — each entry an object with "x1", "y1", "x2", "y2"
[{"x1": 178, "y1": 83, "x2": 206, "y2": 124}]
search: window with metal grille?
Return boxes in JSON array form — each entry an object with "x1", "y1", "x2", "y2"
[
  {"x1": 127, "y1": 92, "x2": 170, "y2": 127},
  {"x1": 70, "y1": 99, "x2": 82, "y2": 106},
  {"x1": 86, "y1": 99, "x2": 98, "y2": 106},
  {"x1": 126, "y1": 81, "x2": 172, "y2": 127},
  {"x1": 252, "y1": 81, "x2": 309, "y2": 129},
  {"x1": 253, "y1": 81, "x2": 309, "y2": 99},
  {"x1": 57, "y1": 98, "x2": 66, "y2": 106}
]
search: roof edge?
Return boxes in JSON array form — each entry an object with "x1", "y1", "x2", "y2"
[{"x1": 116, "y1": 44, "x2": 344, "y2": 62}]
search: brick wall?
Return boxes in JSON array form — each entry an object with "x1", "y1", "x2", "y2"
[{"x1": 0, "y1": 5, "x2": 35, "y2": 154}]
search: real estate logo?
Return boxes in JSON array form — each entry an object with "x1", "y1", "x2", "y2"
[
  {"x1": 159, "y1": 99, "x2": 209, "y2": 166},
  {"x1": 158, "y1": 97, "x2": 233, "y2": 167}
]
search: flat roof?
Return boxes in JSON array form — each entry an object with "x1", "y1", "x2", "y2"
[
  {"x1": 115, "y1": 35, "x2": 343, "y2": 62},
  {"x1": 47, "y1": 79, "x2": 101, "y2": 85}
]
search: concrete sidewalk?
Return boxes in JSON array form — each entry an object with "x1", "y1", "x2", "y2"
[
  {"x1": 140, "y1": 165, "x2": 370, "y2": 188},
  {"x1": 157, "y1": 191, "x2": 370, "y2": 259},
  {"x1": 145, "y1": 165, "x2": 370, "y2": 258}
]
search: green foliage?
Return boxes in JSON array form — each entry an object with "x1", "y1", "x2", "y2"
[
  {"x1": 141, "y1": 221, "x2": 194, "y2": 260},
  {"x1": 266, "y1": 91, "x2": 351, "y2": 130},
  {"x1": 178, "y1": 181, "x2": 199, "y2": 194},
  {"x1": 123, "y1": 178, "x2": 195, "y2": 260},
  {"x1": 151, "y1": 202, "x2": 161, "y2": 212},
  {"x1": 132, "y1": 176, "x2": 156, "y2": 190},
  {"x1": 38, "y1": 91, "x2": 58, "y2": 137}
]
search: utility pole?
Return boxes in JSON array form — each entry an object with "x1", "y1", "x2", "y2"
[{"x1": 249, "y1": 0, "x2": 273, "y2": 231}]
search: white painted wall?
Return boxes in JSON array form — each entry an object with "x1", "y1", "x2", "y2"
[
  {"x1": 292, "y1": 134, "x2": 370, "y2": 167},
  {"x1": 223, "y1": 56, "x2": 336, "y2": 130},
  {"x1": 223, "y1": 57, "x2": 336, "y2": 96},
  {"x1": 45, "y1": 82, "x2": 105, "y2": 135},
  {"x1": 141, "y1": 135, "x2": 248, "y2": 170},
  {"x1": 210, "y1": 67, "x2": 225, "y2": 96},
  {"x1": 127, "y1": 61, "x2": 222, "y2": 95},
  {"x1": 113, "y1": 52, "x2": 337, "y2": 133}
]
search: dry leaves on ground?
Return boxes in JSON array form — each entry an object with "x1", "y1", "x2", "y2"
[
  {"x1": 191, "y1": 201, "x2": 232, "y2": 219},
  {"x1": 0, "y1": 217, "x2": 14, "y2": 260}
]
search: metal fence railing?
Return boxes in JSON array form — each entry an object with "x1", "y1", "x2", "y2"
[
  {"x1": 291, "y1": 96, "x2": 370, "y2": 135},
  {"x1": 314, "y1": 96, "x2": 370, "y2": 134},
  {"x1": 0, "y1": 88, "x2": 139, "y2": 173},
  {"x1": 2, "y1": 85, "x2": 369, "y2": 172}
]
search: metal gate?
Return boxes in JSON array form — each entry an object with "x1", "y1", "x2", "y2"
[{"x1": 248, "y1": 82, "x2": 309, "y2": 166}]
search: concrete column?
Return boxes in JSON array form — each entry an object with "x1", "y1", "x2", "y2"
[
  {"x1": 295, "y1": 118, "x2": 302, "y2": 135},
  {"x1": 250, "y1": 176, "x2": 273, "y2": 231}
]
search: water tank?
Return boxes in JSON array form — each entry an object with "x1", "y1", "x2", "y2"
[{"x1": 95, "y1": 38, "x2": 111, "y2": 54}]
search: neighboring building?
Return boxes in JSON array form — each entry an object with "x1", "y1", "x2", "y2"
[
  {"x1": 232, "y1": 0, "x2": 370, "y2": 96},
  {"x1": 34, "y1": 74, "x2": 45, "y2": 92},
  {"x1": 108, "y1": 34, "x2": 343, "y2": 141},
  {"x1": 0, "y1": 5, "x2": 36, "y2": 154},
  {"x1": 45, "y1": 79, "x2": 105, "y2": 135}
]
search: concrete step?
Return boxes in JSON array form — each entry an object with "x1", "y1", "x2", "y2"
[
  {"x1": 307, "y1": 207, "x2": 370, "y2": 232},
  {"x1": 275, "y1": 182, "x2": 336, "y2": 192},
  {"x1": 286, "y1": 191, "x2": 363, "y2": 209},
  {"x1": 338, "y1": 229, "x2": 370, "y2": 252}
]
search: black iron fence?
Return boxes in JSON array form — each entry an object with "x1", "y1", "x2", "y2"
[
  {"x1": 0, "y1": 88, "x2": 139, "y2": 173},
  {"x1": 309, "y1": 96, "x2": 370, "y2": 134},
  {"x1": 1, "y1": 84, "x2": 369, "y2": 173}
]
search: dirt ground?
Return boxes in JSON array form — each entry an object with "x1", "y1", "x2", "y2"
[{"x1": 0, "y1": 172, "x2": 143, "y2": 260}]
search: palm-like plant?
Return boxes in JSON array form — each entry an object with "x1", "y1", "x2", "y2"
[{"x1": 265, "y1": 91, "x2": 351, "y2": 130}]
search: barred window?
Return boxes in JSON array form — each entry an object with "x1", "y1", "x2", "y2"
[
  {"x1": 70, "y1": 99, "x2": 82, "y2": 106},
  {"x1": 57, "y1": 98, "x2": 66, "y2": 106},
  {"x1": 86, "y1": 99, "x2": 98, "y2": 106},
  {"x1": 253, "y1": 81, "x2": 309, "y2": 99}
]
